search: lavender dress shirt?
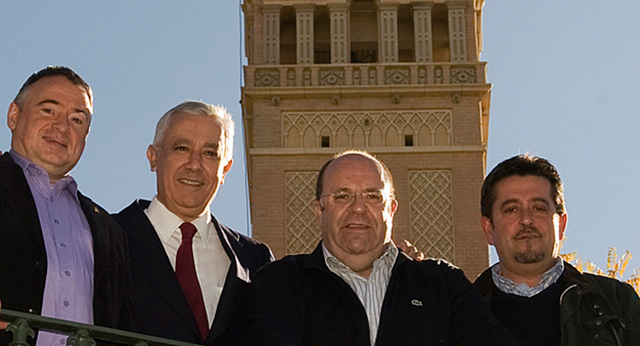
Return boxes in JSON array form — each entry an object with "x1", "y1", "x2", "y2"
[{"x1": 9, "y1": 151, "x2": 94, "y2": 346}]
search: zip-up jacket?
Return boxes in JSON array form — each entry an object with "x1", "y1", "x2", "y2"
[{"x1": 474, "y1": 261, "x2": 640, "y2": 346}]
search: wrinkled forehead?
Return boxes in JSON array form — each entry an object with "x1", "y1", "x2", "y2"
[
  {"x1": 493, "y1": 175, "x2": 555, "y2": 205},
  {"x1": 168, "y1": 112, "x2": 224, "y2": 139},
  {"x1": 28, "y1": 76, "x2": 93, "y2": 107}
]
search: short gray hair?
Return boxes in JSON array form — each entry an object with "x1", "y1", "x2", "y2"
[{"x1": 152, "y1": 101, "x2": 235, "y2": 162}]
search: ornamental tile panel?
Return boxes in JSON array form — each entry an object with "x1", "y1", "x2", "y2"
[
  {"x1": 285, "y1": 172, "x2": 320, "y2": 254},
  {"x1": 283, "y1": 110, "x2": 452, "y2": 148},
  {"x1": 409, "y1": 170, "x2": 455, "y2": 262}
]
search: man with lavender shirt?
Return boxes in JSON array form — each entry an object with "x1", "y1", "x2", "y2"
[{"x1": 0, "y1": 66, "x2": 131, "y2": 345}]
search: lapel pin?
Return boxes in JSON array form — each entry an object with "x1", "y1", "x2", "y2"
[{"x1": 411, "y1": 299, "x2": 423, "y2": 307}]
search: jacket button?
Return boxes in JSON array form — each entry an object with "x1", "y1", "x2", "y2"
[
  {"x1": 594, "y1": 333, "x2": 600, "y2": 339},
  {"x1": 596, "y1": 311, "x2": 604, "y2": 316},
  {"x1": 595, "y1": 320, "x2": 603, "y2": 326},
  {"x1": 592, "y1": 304, "x2": 600, "y2": 309}
]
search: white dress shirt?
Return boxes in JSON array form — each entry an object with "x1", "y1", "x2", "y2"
[{"x1": 144, "y1": 196, "x2": 231, "y2": 326}]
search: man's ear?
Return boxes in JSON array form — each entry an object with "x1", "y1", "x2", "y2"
[
  {"x1": 389, "y1": 198, "x2": 398, "y2": 216},
  {"x1": 558, "y1": 213, "x2": 568, "y2": 241},
  {"x1": 219, "y1": 159, "x2": 233, "y2": 184},
  {"x1": 7, "y1": 103, "x2": 19, "y2": 131},
  {"x1": 481, "y1": 216, "x2": 495, "y2": 245},
  {"x1": 314, "y1": 200, "x2": 323, "y2": 218},
  {"x1": 146, "y1": 145, "x2": 158, "y2": 172}
]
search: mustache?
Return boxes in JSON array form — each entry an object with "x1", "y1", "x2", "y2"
[{"x1": 513, "y1": 225, "x2": 542, "y2": 239}]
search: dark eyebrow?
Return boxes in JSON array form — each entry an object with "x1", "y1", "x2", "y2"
[
  {"x1": 74, "y1": 108, "x2": 90, "y2": 118},
  {"x1": 332, "y1": 187, "x2": 382, "y2": 193},
  {"x1": 37, "y1": 99, "x2": 60, "y2": 107},
  {"x1": 500, "y1": 197, "x2": 550, "y2": 209},
  {"x1": 203, "y1": 143, "x2": 220, "y2": 151},
  {"x1": 530, "y1": 198, "x2": 551, "y2": 206},
  {"x1": 171, "y1": 138, "x2": 192, "y2": 146},
  {"x1": 37, "y1": 99, "x2": 91, "y2": 118},
  {"x1": 499, "y1": 198, "x2": 520, "y2": 209}
]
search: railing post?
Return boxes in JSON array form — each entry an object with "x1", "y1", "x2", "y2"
[
  {"x1": 66, "y1": 329, "x2": 96, "y2": 346},
  {"x1": 7, "y1": 318, "x2": 35, "y2": 346},
  {"x1": 1, "y1": 308, "x2": 202, "y2": 346}
]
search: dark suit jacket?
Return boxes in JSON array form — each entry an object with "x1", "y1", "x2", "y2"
[
  {"x1": 240, "y1": 243, "x2": 516, "y2": 346},
  {"x1": 114, "y1": 200, "x2": 273, "y2": 346},
  {"x1": 0, "y1": 152, "x2": 132, "y2": 344}
]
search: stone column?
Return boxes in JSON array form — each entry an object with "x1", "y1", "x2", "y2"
[
  {"x1": 329, "y1": 3, "x2": 350, "y2": 64},
  {"x1": 413, "y1": 2, "x2": 433, "y2": 62},
  {"x1": 263, "y1": 5, "x2": 281, "y2": 65},
  {"x1": 378, "y1": 3, "x2": 398, "y2": 63},
  {"x1": 448, "y1": 1, "x2": 467, "y2": 62},
  {"x1": 295, "y1": 4, "x2": 315, "y2": 64}
]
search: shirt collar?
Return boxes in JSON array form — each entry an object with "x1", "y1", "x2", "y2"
[
  {"x1": 145, "y1": 195, "x2": 213, "y2": 246},
  {"x1": 492, "y1": 257, "x2": 565, "y2": 297},
  {"x1": 322, "y1": 241, "x2": 398, "y2": 278},
  {"x1": 9, "y1": 149, "x2": 79, "y2": 199}
]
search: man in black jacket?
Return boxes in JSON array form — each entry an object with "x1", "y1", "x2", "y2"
[
  {"x1": 474, "y1": 154, "x2": 640, "y2": 345},
  {"x1": 240, "y1": 150, "x2": 514, "y2": 346},
  {"x1": 0, "y1": 66, "x2": 132, "y2": 345}
]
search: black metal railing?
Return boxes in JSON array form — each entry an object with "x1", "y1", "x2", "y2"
[{"x1": 0, "y1": 309, "x2": 200, "y2": 346}]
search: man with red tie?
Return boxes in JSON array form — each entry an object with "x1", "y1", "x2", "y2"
[{"x1": 115, "y1": 101, "x2": 273, "y2": 345}]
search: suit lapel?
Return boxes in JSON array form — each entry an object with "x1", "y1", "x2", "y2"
[
  {"x1": 78, "y1": 194, "x2": 108, "y2": 290},
  {"x1": 206, "y1": 217, "x2": 251, "y2": 343},
  {"x1": 0, "y1": 153, "x2": 45, "y2": 252},
  {"x1": 124, "y1": 202, "x2": 203, "y2": 339}
]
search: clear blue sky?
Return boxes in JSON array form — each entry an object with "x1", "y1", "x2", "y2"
[{"x1": 2, "y1": 1, "x2": 638, "y2": 278}]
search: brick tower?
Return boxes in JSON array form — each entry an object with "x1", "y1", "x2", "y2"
[{"x1": 241, "y1": 0, "x2": 491, "y2": 277}]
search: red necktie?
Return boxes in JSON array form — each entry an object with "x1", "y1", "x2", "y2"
[{"x1": 176, "y1": 222, "x2": 209, "y2": 340}]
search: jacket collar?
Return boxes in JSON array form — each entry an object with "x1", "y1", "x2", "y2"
[
  {"x1": 0, "y1": 153, "x2": 45, "y2": 252},
  {"x1": 475, "y1": 260, "x2": 602, "y2": 299},
  {"x1": 561, "y1": 260, "x2": 600, "y2": 292},
  {"x1": 302, "y1": 241, "x2": 410, "y2": 274}
]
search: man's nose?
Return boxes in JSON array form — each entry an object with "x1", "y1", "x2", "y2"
[
  {"x1": 519, "y1": 208, "x2": 533, "y2": 225},
  {"x1": 52, "y1": 114, "x2": 71, "y2": 133},
  {"x1": 186, "y1": 151, "x2": 204, "y2": 170},
  {"x1": 348, "y1": 193, "x2": 366, "y2": 213}
]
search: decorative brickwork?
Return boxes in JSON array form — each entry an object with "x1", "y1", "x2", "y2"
[
  {"x1": 319, "y1": 69, "x2": 345, "y2": 86},
  {"x1": 243, "y1": 0, "x2": 491, "y2": 278},
  {"x1": 255, "y1": 69, "x2": 280, "y2": 87},
  {"x1": 263, "y1": 7, "x2": 281, "y2": 64},
  {"x1": 451, "y1": 66, "x2": 476, "y2": 84},
  {"x1": 448, "y1": 5, "x2": 467, "y2": 62},
  {"x1": 283, "y1": 110, "x2": 452, "y2": 148},
  {"x1": 379, "y1": 5, "x2": 399, "y2": 63},
  {"x1": 285, "y1": 172, "x2": 320, "y2": 254},
  {"x1": 385, "y1": 67, "x2": 410, "y2": 84},
  {"x1": 409, "y1": 170, "x2": 455, "y2": 262}
]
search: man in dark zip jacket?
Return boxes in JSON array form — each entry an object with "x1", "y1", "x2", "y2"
[
  {"x1": 240, "y1": 151, "x2": 515, "y2": 346},
  {"x1": 474, "y1": 154, "x2": 640, "y2": 346}
]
